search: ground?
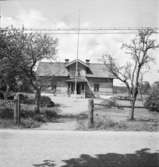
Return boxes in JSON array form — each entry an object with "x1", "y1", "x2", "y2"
[
  {"x1": 37, "y1": 94, "x2": 159, "y2": 131},
  {"x1": 0, "y1": 130, "x2": 159, "y2": 167},
  {"x1": 0, "y1": 94, "x2": 159, "y2": 131}
]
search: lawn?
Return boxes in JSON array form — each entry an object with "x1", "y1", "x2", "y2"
[
  {"x1": 77, "y1": 102, "x2": 159, "y2": 131},
  {"x1": 0, "y1": 96, "x2": 159, "y2": 131},
  {"x1": 0, "y1": 103, "x2": 60, "y2": 129}
]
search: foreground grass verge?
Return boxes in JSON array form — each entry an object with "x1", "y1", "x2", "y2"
[
  {"x1": 0, "y1": 105, "x2": 60, "y2": 129},
  {"x1": 77, "y1": 106, "x2": 159, "y2": 131}
]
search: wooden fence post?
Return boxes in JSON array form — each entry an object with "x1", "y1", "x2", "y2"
[
  {"x1": 88, "y1": 98, "x2": 94, "y2": 127},
  {"x1": 14, "y1": 93, "x2": 21, "y2": 126},
  {"x1": 17, "y1": 93, "x2": 21, "y2": 126},
  {"x1": 14, "y1": 99, "x2": 17, "y2": 124}
]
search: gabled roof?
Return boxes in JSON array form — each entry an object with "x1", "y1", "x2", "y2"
[
  {"x1": 36, "y1": 60, "x2": 115, "y2": 79},
  {"x1": 65, "y1": 59, "x2": 92, "y2": 74},
  {"x1": 87, "y1": 63, "x2": 114, "y2": 78},
  {"x1": 36, "y1": 62, "x2": 68, "y2": 77},
  {"x1": 65, "y1": 59, "x2": 90, "y2": 68}
]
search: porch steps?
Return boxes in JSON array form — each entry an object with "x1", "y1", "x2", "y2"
[{"x1": 85, "y1": 79, "x2": 95, "y2": 98}]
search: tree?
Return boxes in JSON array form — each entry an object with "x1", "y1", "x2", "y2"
[
  {"x1": 144, "y1": 82, "x2": 159, "y2": 112},
  {"x1": 104, "y1": 28, "x2": 159, "y2": 120},
  {"x1": 0, "y1": 28, "x2": 23, "y2": 99},
  {"x1": 0, "y1": 27, "x2": 57, "y2": 113},
  {"x1": 17, "y1": 30, "x2": 57, "y2": 113},
  {"x1": 140, "y1": 81, "x2": 151, "y2": 95}
]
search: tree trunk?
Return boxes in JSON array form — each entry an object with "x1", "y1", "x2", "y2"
[
  {"x1": 35, "y1": 87, "x2": 41, "y2": 114},
  {"x1": 130, "y1": 91, "x2": 138, "y2": 120},
  {"x1": 4, "y1": 84, "x2": 10, "y2": 100},
  {"x1": 130, "y1": 99, "x2": 135, "y2": 120}
]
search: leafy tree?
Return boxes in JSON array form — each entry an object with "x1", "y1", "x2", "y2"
[
  {"x1": 0, "y1": 27, "x2": 57, "y2": 113},
  {"x1": 0, "y1": 28, "x2": 23, "y2": 99},
  {"x1": 17, "y1": 30, "x2": 57, "y2": 113},
  {"x1": 144, "y1": 82, "x2": 159, "y2": 112},
  {"x1": 104, "y1": 28, "x2": 159, "y2": 120}
]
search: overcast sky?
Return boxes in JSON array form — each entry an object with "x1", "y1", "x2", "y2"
[{"x1": 0, "y1": 0, "x2": 159, "y2": 85}]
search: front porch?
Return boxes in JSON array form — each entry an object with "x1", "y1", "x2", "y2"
[{"x1": 67, "y1": 79, "x2": 86, "y2": 97}]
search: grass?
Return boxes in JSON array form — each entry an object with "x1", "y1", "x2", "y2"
[
  {"x1": 0, "y1": 104, "x2": 60, "y2": 129},
  {"x1": 77, "y1": 101, "x2": 159, "y2": 131},
  {"x1": 0, "y1": 96, "x2": 159, "y2": 131}
]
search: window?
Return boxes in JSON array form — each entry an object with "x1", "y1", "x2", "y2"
[
  {"x1": 52, "y1": 84, "x2": 57, "y2": 93},
  {"x1": 94, "y1": 84, "x2": 99, "y2": 92}
]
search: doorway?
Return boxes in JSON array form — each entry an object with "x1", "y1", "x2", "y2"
[{"x1": 68, "y1": 82, "x2": 85, "y2": 95}]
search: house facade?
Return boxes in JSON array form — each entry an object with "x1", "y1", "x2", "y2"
[{"x1": 36, "y1": 59, "x2": 114, "y2": 97}]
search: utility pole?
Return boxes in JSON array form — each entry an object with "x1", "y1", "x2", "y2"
[
  {"x1": 74, "y1": 11, "x2": 80, "y2": 95},
  {"x1": 0, "y1": 5, "x2": 1, "y2": 28}
]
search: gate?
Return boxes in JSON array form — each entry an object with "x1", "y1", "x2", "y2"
[{"x1": 0, "y1": 94, "x2": 21, "y2": 125}]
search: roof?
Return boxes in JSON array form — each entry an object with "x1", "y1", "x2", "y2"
[
  {"x1": 36, "y1": 60, "x2": 115, "y2": 79},
  {"x1": 65, "y1": 59, "x2": 90, "y2": 68},
  {"x1": 36, "y1": 62, "x2": 68, "y2": 77}
]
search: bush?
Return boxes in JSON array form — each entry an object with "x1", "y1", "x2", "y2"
[
  {"x1": 20, "y1": 109, "x2": 35, "y2": 118},
  {"x1": 20, "y1": 94, "x2": 35, "y2": 104},
  {"x1": 0, "y1": 92, "x2": 4, "y2": 99},
  {"x1": 33, "y1": 114, "x2": 47, "y2": 122},
  {"x1": 0, "y1": 108, "x2": 13, "y2": 119},
  {"x1": 21, "y1": 118, "x2": 41, "y2": 128},
  {"x1": 44, "y1": 109, "x2": 58, "y2": 120},
  {"x1": 20, "y1": 108, "x2": 58, "y2": 122},
  {"x1": 101, "y1": 98, "x2": 118, "y2": 108},
  {"x1": 40, "y1": 96, "x2": 55, "y2": 107},
  {"x1": 20, "y1": 94, "x2": 55, "y2": 107},
  {"x1": 144, "y1": 87, "x2": 159, "y2": 112}
]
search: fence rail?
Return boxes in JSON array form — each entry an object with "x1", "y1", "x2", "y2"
[
  {"x1": 0, "y1": 99, "x2": 16, "y2": 108},
  {"x1": 0, "y1": 95, "x2": 21, "y2": 125}
]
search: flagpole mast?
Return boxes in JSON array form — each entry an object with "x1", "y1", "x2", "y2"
[
  {"x1": 0, "y1": 5, "x2": 1, "y2": 28},
  {"x1": 74, "y1": 11, "x2": 80, "y2": 95}
]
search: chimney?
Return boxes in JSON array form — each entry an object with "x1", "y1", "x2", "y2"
[
  {"x1": 85, "y1": 59, "x2": 90, "y2": 64},
  {"x1": 65, "y1": 59, "x2": 69, "y2": 63}
]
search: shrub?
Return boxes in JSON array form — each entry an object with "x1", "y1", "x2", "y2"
[
  {"x1": 33, "y1": 114, "x2": 47, "y2": 122},
  {"x1": 0, "y1": 92, "x2": 4, "y2": 99},
  {"x1": 40, "y1": 96, "x2": 55, "y2": 107},
  {"x1": 20, "y1": 107, "x2": 58, "y2": 122},
  {"x1": 20, "y1": 94, "x2": 35, "y2": 104},
  {"x1": 21, "y1": 118, "x2": 41, "y2": 128},
  {"x1": 0, "y1": 108, "x2": 13, "y2": 119},
  {"x1": 20, "y1": 94, "x2": 55, "y2": 107},
  {"x1": 20, "y1": 109, "x2": 35, "y2": 118},
  {"x1": 44, "y1": 109, "x2": 58, "y2": 120},
  {"x1": 144, "y1": 87, "x2": 159, "y2": 112},
  {"x1": 101, "y1": 98, "x2": 118, "y2": 108}
]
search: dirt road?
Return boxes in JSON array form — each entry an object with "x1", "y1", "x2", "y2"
[{"x1": 0, "y1": 130, "x2": 159, "y2": 167}]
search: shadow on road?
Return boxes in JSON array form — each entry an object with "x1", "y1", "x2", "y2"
[{"x1": 33, "y1": 148, "x2": 159, "y2": 167}]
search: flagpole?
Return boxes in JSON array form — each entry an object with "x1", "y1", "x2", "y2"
[{"x1": 74, "y1": 11, "x2": 80, "y2": 96}]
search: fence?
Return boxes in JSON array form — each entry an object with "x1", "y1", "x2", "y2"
[{"x1": 0, "y1": 94, "x2": 21, "y2": 125}]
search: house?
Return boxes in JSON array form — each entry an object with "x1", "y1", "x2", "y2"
[{"x1": 36, "y1": 59, "x2": 115, "y2": 97}]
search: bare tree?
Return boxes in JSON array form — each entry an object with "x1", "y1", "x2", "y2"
[{"x1": 104, "y1": 28, "x2": 159, "y2": 120}]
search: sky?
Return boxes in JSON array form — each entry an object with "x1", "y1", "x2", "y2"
[{"x1": 0, "y1": 0, "x2": 159, "y2": 85}]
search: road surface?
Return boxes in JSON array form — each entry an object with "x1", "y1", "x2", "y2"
[{"x1": 0, "y1": 130, "x2": 159, "y2": 167}]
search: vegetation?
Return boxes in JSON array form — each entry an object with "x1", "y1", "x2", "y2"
[
  {"x1": 77, "y1": 107, "x2": 159, "y2": 131},
  {"x1": 0, "y1": 106, "x2": 59, "y2": 128},
  {"x1": 144, "y1": 83, "x2": 159, "y2": 112},
  {"x1": 0, "y1": 27, "x2": 57, "y2": 113},
  {"x1": 104, "y1": 28, "x2": 159, "y2": 120},
  {"x1": 20, "y1": 94, "x2": 55, "y2": 107}
]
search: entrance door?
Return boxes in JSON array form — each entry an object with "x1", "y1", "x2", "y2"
[
  {"x1": 77, "y1": 83, "x2": 85, "y2": 94},
  {"x1": 77, "y1": 83, "x2": 81, "y2": 94},
  {"x1": 68, "y1": 82, "x2": 85, "y2": 95}
]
